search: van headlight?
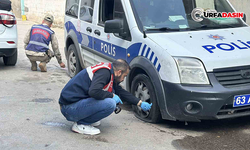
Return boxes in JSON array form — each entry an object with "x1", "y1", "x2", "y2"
[{"x1": 174, "y1": 57, "x2": 210, "y2": 85}]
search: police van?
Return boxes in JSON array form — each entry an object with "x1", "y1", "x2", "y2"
[{"x1": 64, "y1": 0, "x2": 250, "y2": 123}]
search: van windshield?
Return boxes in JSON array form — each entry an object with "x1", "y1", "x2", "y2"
[{"x1": 130, "y1": 0, "x2": 247, "y2": 32}]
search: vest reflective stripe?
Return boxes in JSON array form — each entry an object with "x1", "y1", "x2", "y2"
[
  {"x1": 103, "y1": 74, "x2": 114, "y2": 92},
  {"x1": 87, "y1": 62, "x2": 113, "y2": 92},
  {"x1": 87, "y1": 62, "x2": 112, "y2": 80},
  {"x1": 32, "y1": 25, "x2": 54, "y2": 34},
  {"x1": 29, "y1": 41, "x2": 49, "y2": 49},
  {"x1": 26, "y1": 24, "x2": 53, "y2": 53}
]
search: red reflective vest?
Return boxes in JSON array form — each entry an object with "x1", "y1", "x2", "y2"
[{"x1": 86, "y1": 62, "x2": 114, "y2": 92}]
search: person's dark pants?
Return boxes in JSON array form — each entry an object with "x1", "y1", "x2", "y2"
[{"x1": 61, "y1": 98, "x2": 116, "y2": 125}]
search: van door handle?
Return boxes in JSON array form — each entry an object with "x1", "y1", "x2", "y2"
[
  {"x1": 94, "y1": 30, "x2": 101, "y2": 36},
  {"x1": 86, "y1": 27, "x2": 92, "y2": 33}
]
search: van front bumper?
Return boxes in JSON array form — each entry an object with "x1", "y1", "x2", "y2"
[{"x1": 163, "y1": 73, "x2": 250, "y2": 122}]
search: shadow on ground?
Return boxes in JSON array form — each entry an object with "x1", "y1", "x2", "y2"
[{"x1": 159, "y1": 116, "x2": 250, "y2": 150}]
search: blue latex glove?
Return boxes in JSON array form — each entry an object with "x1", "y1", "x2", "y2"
[
  {"x1": 141, "y1": 102, "x2": 152, "y2": 111},
  {"x1": 113, "y1": 94, "x2": 123, "y2": 104}
]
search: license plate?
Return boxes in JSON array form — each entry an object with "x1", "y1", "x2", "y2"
[{"x1": 233, "y1": 94, "x2": 250, "y2": 107}]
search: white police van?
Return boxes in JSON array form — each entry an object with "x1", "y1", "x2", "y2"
[{"x1": 64, "y1": 0, "x2": 250, "y2": 123}]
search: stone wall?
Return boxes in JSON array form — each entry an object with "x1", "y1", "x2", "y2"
[
  {"x1": 11, "y1": 0, "x2": 21, "y2": 18},
  {"x1": 11, "y1": 0, "x2": 66, "y2": 27},
  {"x1": 24, "y1": 0, "x2": 66, "y2": 27}
]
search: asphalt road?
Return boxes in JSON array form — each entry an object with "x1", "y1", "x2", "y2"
[{"x1": 1, "y1": 19, "x2": 250, "y2": 150}]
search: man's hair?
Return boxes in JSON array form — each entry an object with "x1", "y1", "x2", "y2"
[
  {"x1": 113, "y1": 59, "x2": 130, "y2": 74},
  {"x1": 43, "y1": 19, "x2": 52, "y2": 26}
]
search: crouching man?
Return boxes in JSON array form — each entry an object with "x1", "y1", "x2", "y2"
[
  {"x1": 59, "y1": 59, "x2": 152, "y2": 135},
  {"x1": 24, "y1": 14, "x2": 65, "y2": 72}
]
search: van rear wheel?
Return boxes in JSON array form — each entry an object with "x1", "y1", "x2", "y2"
[
  {"x1": 131, "y1": 74, "x2": 162, "y2": 123},
  {"x1": 67, "y1": 44, "x2": 82, "y2": 77}
]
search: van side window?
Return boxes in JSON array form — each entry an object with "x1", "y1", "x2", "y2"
[
  {"x1": 65, "y1": 0, "x2": 80, "y2": 18},
  {"x1": 99, "y1": 0, "x2": 114, "y2": 24},
  {"x1": 80, "y1": 0, "x2": 95, "y2": 23},
  {"x1": 99, "y1": 0, "x2": 131, "y2": 41},
  {"x1": 113, "y1": 0, "x2": 123, "y2": 18}
]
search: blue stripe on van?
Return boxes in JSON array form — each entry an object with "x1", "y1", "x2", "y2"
[
  {"x1": 141, "y1": 44, "x2": 147, "y2": 56},
  {"x1": 149, "y1": 52, "x2": 154, "y2": 61},
  {"x1": 153, "y1": 57, "x2": 158, "y2": 66},
  {"x1": 145, "y1": 48, "x2": 151, "y2": 58},
  {"x1": 65, "y1": 21, "x2": 82, "y2": 44},
  {"x1": 157, "y1": 64, "x2": 161, "y2": 72},
  {"x1": 127, "y1": 43, "x2": 161, "y2": 72}
]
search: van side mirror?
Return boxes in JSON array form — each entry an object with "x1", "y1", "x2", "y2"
[
  {"x1": 104, "y1": 19, "x2": 123, "y2": 34},
  {"x1": 243, "y1": 14, "x2": 247, "y2": 22}
]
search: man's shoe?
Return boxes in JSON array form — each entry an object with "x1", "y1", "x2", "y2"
[
  {"x1": 91, "y1": 121, "x2": 101, "y2": 127},
  {"x1": 39, "y1": 62, "x2": 47, "y2": 72},
  {"x1": 31, "y1": 61, "x2": 37, "y2": 71},
  {"x1": 72, "y1": 123, "x2": 100, "y2": 135}
]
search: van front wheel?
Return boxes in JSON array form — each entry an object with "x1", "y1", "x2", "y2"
[
  {"x1": 131, "y1": 74, "x2": 162, "y2": 123},
  {"x1": 67, "y1": 44, "x2": 82, "y2": 78}
]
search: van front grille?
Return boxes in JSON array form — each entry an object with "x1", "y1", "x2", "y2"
[
  {"x1": 217, "y1": 104, "x2": 250, "y2": 117},
  {"x1": 213, "y1": 66, "x2": 250, "y2": 88}
]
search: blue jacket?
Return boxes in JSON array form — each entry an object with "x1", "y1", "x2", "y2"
[
  {"x1": 59, "y1": 65, "x2": 140, "y2": 106},
  {"x1": 26, "y1": 24, "x2": 54, "y2": 52},
  {"x1": 59, "y1": 63, "x2": 115, "y2": 105},
  {"x1": 59, "y1": 69, "x2": 92, "y2": 105}
]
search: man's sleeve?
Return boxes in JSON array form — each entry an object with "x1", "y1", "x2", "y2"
[
  {"x1": 51, "y1": 33, "x2": 63, "y2": 64},
  {"x1": 114, "y1": 83, "x2": 140, "y2": 105},
  {"x1": 88, "y1": 69, "x2": 114, "y2": 100},
  {"x1": 23, "y1": 29, "x2": 31, "y2": 49}
]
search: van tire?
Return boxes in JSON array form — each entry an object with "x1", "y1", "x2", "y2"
[
  {"x1": 131, "y1": 74, "x2": 162, "y2": 123},
  {"x1": 67, "y1": 44, "x2": 82, "y2": 77},
  {"x1": 3, "y1": 50, "x2": 17, "y2": 66}
]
